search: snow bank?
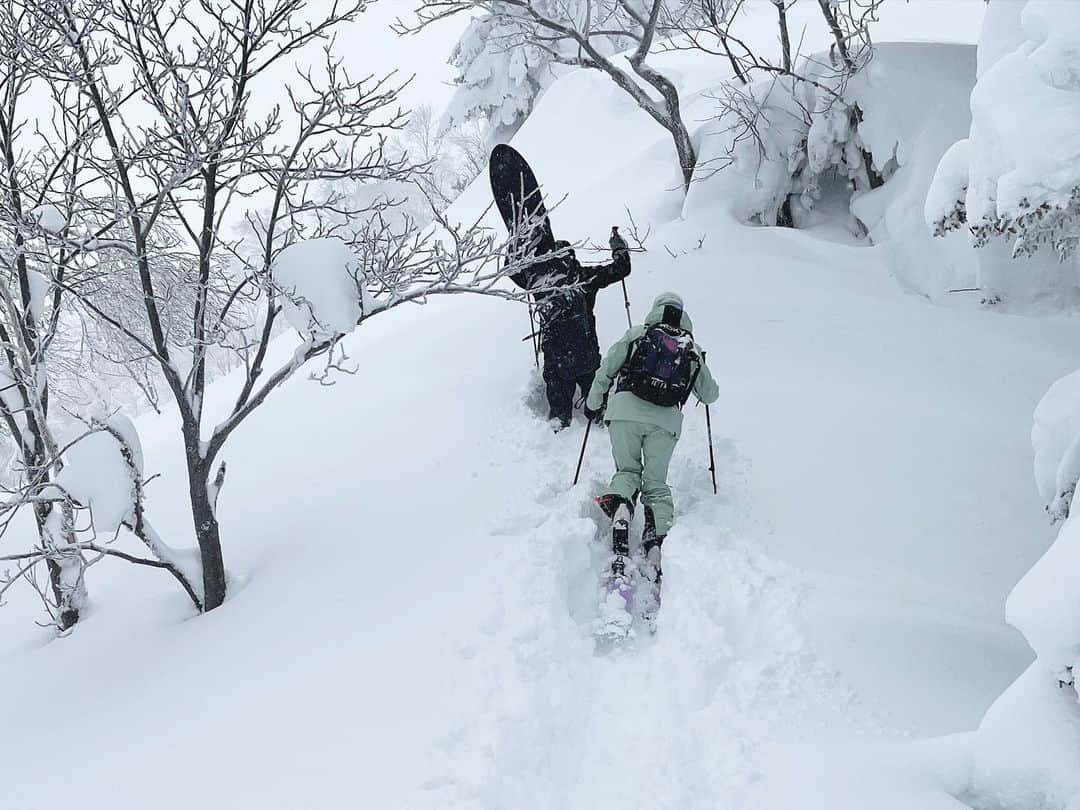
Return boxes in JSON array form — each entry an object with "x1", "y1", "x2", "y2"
[
  {"x1": 1011, "y1": 374, "x2": 1080, "y2": 673},
  {"x1": 972, "y1": 662, "x2": 1080, "y2": 809},
  {"x1": 1007, "y1": 517, "x2": 1080, "y2": 675},
  {"x1": 272, "y1": 237, "x2": 370, "y2": 340},
  {"x1": 1032, "y1": 369, "x2": 1080, "y2": 514},
  {"x1": 969, "y1": 365, "x2": 1080, "y2": 809},
  {"x1": 844, "y1": 43, "x2": 978, "y2": 298}
]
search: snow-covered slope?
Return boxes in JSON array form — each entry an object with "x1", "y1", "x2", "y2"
[{"x1": 4, "y1": 3, "x2": 1079, "y2": 808}]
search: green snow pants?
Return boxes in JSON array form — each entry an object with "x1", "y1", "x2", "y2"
[{"x1": 603, "y1": 420, "x2": 678, "y2": 536}]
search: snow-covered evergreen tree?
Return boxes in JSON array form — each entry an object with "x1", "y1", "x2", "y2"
[
  {"x1": 926, "y1": 0, "x2": 1080, "y2": 309},
  {"x1": 444, "y1": 10, "x2": 564, "y2": 142}
]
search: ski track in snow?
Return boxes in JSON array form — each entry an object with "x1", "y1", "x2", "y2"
[{"x1": 418, "y1": 377, "x2": 867, "y2": 810}]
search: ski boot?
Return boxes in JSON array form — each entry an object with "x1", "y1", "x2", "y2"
[
  {"x1": 638, "y1": 506, "x2": 665, "y2": 633},
  {"x1": 594, "y1": 495, "x2": 634, "y2": 642},
  {"x1": 549, "y1": 415, "x2": 572, "y2": 433}
]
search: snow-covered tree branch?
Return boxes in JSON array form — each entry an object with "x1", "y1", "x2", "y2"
[
  {"x1": 399, "y1": 0, "x2": 699, "y2": 190},
  {"x1": 0, "y1": 0, "x2": 574, "y2": 622}
]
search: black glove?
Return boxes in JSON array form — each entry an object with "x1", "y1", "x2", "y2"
[
  {"x1": 610, "y1": 227, "x2": 629, "y2": 259},
  {"x1": 584, "y1": 403, "x2": 604, "y2": 424}
]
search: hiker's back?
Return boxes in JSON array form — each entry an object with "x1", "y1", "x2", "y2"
[{"x1": 616, "y1": 321, "x2": 699, "y2": 408}]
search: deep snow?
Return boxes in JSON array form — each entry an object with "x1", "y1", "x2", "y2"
[{"x1": 3, "y1": 1, "x2": 1079, "y2": 808}]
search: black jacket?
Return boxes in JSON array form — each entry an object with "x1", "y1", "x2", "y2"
[{"x1": 512, "y1": 249, "x2": 631, "y2": 379}]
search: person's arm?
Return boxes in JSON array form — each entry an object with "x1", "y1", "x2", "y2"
[
  {"x1": 587, "y1": 326, "x2": 642, "y2": 410},
  {"x1": 582, "y1": 250, "x2": 630, "y2": 293},
  {"x1": 692, "y1": 347, "x2": 719, "y2": 405}
]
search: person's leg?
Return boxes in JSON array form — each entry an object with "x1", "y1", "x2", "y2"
[
  {"x1": 599, "y1": 420, "x2": 646, "y2": 563},
  {"x1": 542, "y1": 361, "x2": 574, "y2": 428},
  {"x1": 603, "y1": 420, "x2": 646, "y2": 504},
  {"x1": 640, "y1": 426, "x2": 678, "y2": 536}
]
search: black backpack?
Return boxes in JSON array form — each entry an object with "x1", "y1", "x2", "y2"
[{"x1": 617, "y1": 309, "x2": 700, "y2": 407}]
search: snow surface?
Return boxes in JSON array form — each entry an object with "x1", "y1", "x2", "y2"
[{"x1": 11, "y1": 3, "x2": 1080, "y2": 809}]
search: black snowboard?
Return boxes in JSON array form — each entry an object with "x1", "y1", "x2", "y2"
[{"x1": 489, "y1": 144, "x2": 557, "y2": 261}]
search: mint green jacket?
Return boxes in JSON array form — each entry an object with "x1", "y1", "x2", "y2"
[{"x1": 586, "y1": 292, "x2": 719, "y2": 438}]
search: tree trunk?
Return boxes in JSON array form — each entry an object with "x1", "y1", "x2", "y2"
[
  {"x1": 777, "y1": 196, "x2": 796, "y2": 228},
  {"x1": 32, "y1": 465, "x2": 84, "y2": 630},
  {"x1": 45, "y1": 559, "x2": 80, "y2": 630},
  {"x1": 670, "y1": 118, "x2": 697, "y2": 192},
  {"x1": 187, "y1": 458, "x2": 226, "y2": 611},
  {"x1": 775, "y1": 1, "x2": 792, "y2": 73}
]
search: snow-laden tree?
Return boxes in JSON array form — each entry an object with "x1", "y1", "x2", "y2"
[
  {"x1": 387, "y1": 105, "x2": 486, "y2": 215},
  {"x1": 4, "y1": 0, "x2": 555, "y2": 621},
  {"x1": 670, "y1": 0, "x2": 885, "y2": 227},
  {"x1": 0, "y1": 3, "x2": 139, "y2": 628},
  {"x1": 0, "y1": 12, "x2": 81, "y2": 628},
  {"x1": 442, "y1": 8, "x2": 566, "y2": 143},
  {"x1": 400, "y1": 0, "x2": 699, "y2": 190},
  {"x1": 926, "y1": 0, "x2": 1080, "y2": 309}
]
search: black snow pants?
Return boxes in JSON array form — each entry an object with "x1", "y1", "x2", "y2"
[{"x1": 543, "y1": 363, "x2": 596, "y2": 428}]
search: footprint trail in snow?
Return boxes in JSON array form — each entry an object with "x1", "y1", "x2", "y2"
[{"x1": 417, "y1": 382, "x2": 862, "y2": 810}]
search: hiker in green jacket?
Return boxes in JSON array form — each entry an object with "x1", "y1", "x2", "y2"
[{"x1": 585, "y1": 291, "x2": 719, "y2": 599}]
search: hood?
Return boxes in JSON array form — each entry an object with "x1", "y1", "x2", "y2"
[{"x1": 644, "y1": 291, "x2": 693, "y2": 333}]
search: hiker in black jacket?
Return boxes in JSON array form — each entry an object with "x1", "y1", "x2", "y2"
[{"x1": 512, "y1": 231, "x2": 630, "y2": 430}]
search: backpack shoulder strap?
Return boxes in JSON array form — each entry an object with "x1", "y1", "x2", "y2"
[{"x1": 681, "y1": 363, "x2": 702, "y2": 407}]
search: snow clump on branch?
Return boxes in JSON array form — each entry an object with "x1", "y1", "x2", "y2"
[
  {"x1": 272, "y1": 237, "x2": 372, "y2": 341},
  {"x1": 56, "y1": 412, "x2": 142, "y2": 536}
]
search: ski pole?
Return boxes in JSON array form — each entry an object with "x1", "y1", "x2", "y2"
[
  {"x1": 705, "y1": 404, "x2": 718, "y2": 496},
  {"x1": 612, "y1": 226, "x2": 633, "y2": 329},
  {"x1": 573, "y1": 418, "x2": 592, "y2": 487}
]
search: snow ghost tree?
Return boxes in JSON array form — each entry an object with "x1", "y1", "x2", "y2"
[
  {"x1": 443, "y1": 9, "x2": 564, "y2": 143},
  {"x1": 926, "y1": 0, "x2": 1080, "y2": 310},
  {"x1": 401, "y1": 0, "x2": 699, "y2": 190}
]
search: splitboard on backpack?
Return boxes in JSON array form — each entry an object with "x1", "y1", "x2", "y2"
[{"x1": 488, "y1": 143, "x2": 557, "y2": 272}]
